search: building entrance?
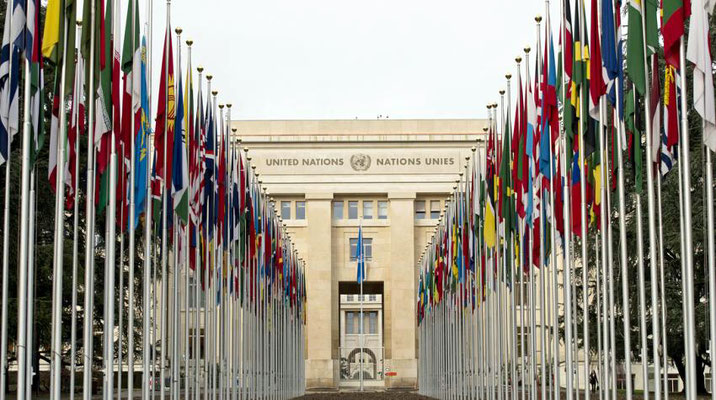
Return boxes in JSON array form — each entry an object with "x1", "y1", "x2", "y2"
[{"x1": 338, "y1": 282, "x2": 384, "y2": 387}]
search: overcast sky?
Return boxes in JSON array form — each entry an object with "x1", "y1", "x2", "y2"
[{"x1": 147, "y1": 0, "x2": 561, "y2": 121}]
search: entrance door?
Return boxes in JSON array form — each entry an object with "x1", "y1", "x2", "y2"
[{"x1": 339, "y1": 293, "x2": 384, "y2": 385}]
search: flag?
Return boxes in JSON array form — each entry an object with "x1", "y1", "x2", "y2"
[
  {"x1": 588, "y1": 0, "x2": 606, "y2": 119},
  {"x1": 134, "y1": 37, "x2": 150, "y2": 228},
  {"x1": 686, "y1": 0, "x2": 716, "y2": 151},
  {"x1": 0, "y1": 0, "x2": 24, "y2": 166},
  {"x1": 649, "y1": 55, "x2": 661, "y2": 163},
  {"x1": 172, "y1": 44, "x2": 188, "y2": 224},
  {"x1": 661, "y1": 65, "x2": 679, "y2": 176},
  {"x1": 626, "y1": 0, "x2": 658, "y2": 95},
  {"x1": 152, "y1": 28, "x2": 176, "y2": 225},
  {"x1": 356, "y1": 224, "x2": 366, "y2": 284},
  {"x1": 661, "y1": 0, "x2": 690, "y2": 68},
  {"x1": 28, "y1": 0, "x2": 44, "y2": 169}
]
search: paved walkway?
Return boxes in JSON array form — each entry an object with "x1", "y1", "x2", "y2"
[{"x1": 294, "y1": 391, "x2": 434, "y2": 399}]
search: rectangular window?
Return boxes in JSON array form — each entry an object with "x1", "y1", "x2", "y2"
[
  {"x1": 350, "y1": 238, "x2": 373, "y2": 261},
  {"x1": 363, "y1": 201, "x2": 373, "y2": 219},
  {"x1": 188, "y1": 275, "x2": 206, "y2": 308},
  {"x1": 346, "y1": 312, "x2": 354, "y2": 334},
  {"x1": 281, "y1": 201, "x2": 291, "y2": 220},
  {"x1": 415, "y1": 200, "x2": 426, "y2": 219},
  {"x1": 378, "y1": 201, "x2": 388, "y2": 219},
  {"x1": 295, "y1": 201, "x2": 306, "y2": 220},
  {"x1": 430, "y1": 200, "x2": 441, "y2": 219},
  {"x1": 369, "y1": 311, "x2": 377, "y2": 334},
  {"x1": 333, "y1": 201, "x2": 344, "y2": 219},
  {"x1": 348, "y1": 201, "x2": 359, "y2": 219}
]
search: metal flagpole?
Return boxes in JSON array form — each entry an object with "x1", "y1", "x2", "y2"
[
  {"x1": 575, "y1": 4, "x2": 590, "y2": 398},
  {"x1": 630, "y1": 87, "x2": 650, "y2": 400},
  {"x1": 159, "y1": 4, "x2": 172, "y2": 400},
  {"x1": 106, "y1": 100, "x2": 120, "y2": 400},
  {"x1": 83, "y1": 0, "x2": 99, "y2": 398},
  {"x1": 171, "y1": 27, "x2": 183, "y2": 400},
  {"x1": 25, "y1": 170, "x2": 36, "y2": 397},
  {"x1": 142, "y1": 106, "x2": 155, "y2": 400},
  {"x1": 524, "y1": 47, "x2": 538, "y2": 400},
  {"x1": 360, "y1": 218, "x2": 364, "y2": 392},
  {"x1": 185, "y1": 40, "x2": 194, "y2": 400},
  {"x1": 655, "y1": 168, "x2": 669, "y2": 400},
  {"x1": 0, "y1": 0, "x2": 14, "y2": 390},
  {"x1": 70, "y1": 21, "x2": 83, "y2": 400},
  {"x1": 48, "y1": 13, "x2": 71, "y2": 400},
  {"x1": 535, "y1": 15, "x2": 548, "y2": 400},
  {"x1": 127, "y1": 0, "x2": 138, "y2": 397},
  {"x1": 598, "y1": 99, "x2": 610, "y2": 400},
  {"x1": 611, "y1": 3, "x2": 633, "y2": 395},
  {"x1": 562, "y1": 113, "x2": 574, "y2": 400}
]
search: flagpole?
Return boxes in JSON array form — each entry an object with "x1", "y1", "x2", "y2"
[
  {"x1": 535, "y1": 15, "x2": 548, "y2": 400},
  {"x1": 359, "y1": 217, "x2": 364, "y2": 392},
  {"x1": 68, "y1": 20, "x2": 82, "y2": 400},
  {"x1": 106, "y1": 89, "x2": 120, "y2": 400},
  {"x1": 0, "y1": 27, "x2": 12, "y2": 400},
  {"x1": 171, "y1": 26, "x2": 183, "y2": 400},
  {"x1": 655, "y1": 169, "x2": 669, "y2": 400},
  {"x1": 606, "y1": 112, "x2": 617, "y2": 400},
  {"x1": 598, "y1": 98, "x2": 610, "y2": 400},
  {"x1": 127, "y1": 0, "x2": 138, "y2": 397},
  {"x1": 184, "y1": 38, "x2": 194, "y2": 400},
  {"x1": 159, "y1": 4, "x2": 172, "y2": 400},
  {"x1": 676, "y1": 38, "x2": 695, "y2": 398},
  {"x1": 83, "y1": 0, "x2": 99, "y2": 398},
  {"x1": 47, "y1": 13, "x2": 72, "y2": 400},
  {"x1": 142, "y1": 98, "x2": 155, "y2": 400},
  {"x1": 575, "y1": 3, "x2": 590, "y2": 397},
  {"x1": 637, "y1": 0, "x2": 662, "y2": 386}
]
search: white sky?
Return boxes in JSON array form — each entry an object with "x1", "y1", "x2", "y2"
[{"x1": 145, "y1": 0, "x2": 562, "y2": 121}]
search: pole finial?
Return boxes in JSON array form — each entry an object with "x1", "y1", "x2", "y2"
[
  {"x1": 516, "y1": 56, "x2": 522, "y2": 63},
  {"x1": 197, "y1": 66, "x2": 204, "y2": 73},
  {"x1": 535, "y1": 15, "x2": 542, "y2": 23},
  {"x1": 505, "y1": 73, "x2": 512, "y2": 80},
  {"x1": 212, "y1": 90, "x2": 218, "y2": 96},
  {"x1": 524, "y1": 46, "x2": 531, "y2": 54},
  {"x1": 175, "y1": 27, "x2": 183, "y2": 35},
  {"x1": 186, "y1": 39, "x2": 193, "y2": 46}
]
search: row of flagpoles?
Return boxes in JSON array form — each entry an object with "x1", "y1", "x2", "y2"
[
  {"x1": 418, "y1": 0, "x2": 715, "y2": 399},
  {"x1": 0, "y1": 0, "x2": 307, "y2": 400}
]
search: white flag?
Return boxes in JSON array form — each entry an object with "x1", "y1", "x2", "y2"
[{"x1": 687, "y1": 0, "x2": 716, "y2": 151}]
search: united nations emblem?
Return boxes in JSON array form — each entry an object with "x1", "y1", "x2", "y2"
[{"x1": 350, "y1": 154, "x2": 371, "y2": 171}]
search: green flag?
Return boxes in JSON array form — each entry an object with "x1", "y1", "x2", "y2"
[{"x1": 626, "y1": 0, "x2": 658, "y2": 95}]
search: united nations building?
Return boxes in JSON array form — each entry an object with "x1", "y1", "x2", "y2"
[{"x1": 231, "y1": 118, "x2": 487, "y2": 390}]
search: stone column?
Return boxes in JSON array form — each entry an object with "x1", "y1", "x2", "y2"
[
  {"x1": 304, "y1": 193, "x2": 336, "y2": 388},
  {"x1": 387, "y1": 192, "x2": 417, "y2": 388}
]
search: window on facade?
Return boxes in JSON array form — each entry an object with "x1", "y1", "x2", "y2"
[
  {"x1": 348, "y1": 201, "x2": 359, "y2": 219},
  {"x1": 333, "y1": 201, "x2": 344, "y2": 219},
  {"x1": 188, "y1": 329, "x2": 205, "y2": 359},
  {"x1": 369, "y1": 311, "x2": 377, "y2": 334},
  {"x1": 378, "y1": 201, "x2": 388, "y2": 219},
  {"x1": 363, "y1": 201, "x2": 373, "y2": 219},
  {"x1": 346, "y1": 312, "x2": 355, "y2": 334},
  {"x1": 349, "y1": 238, "x2": 373, "y2": 261},
  {"x1": 295, "y1": 201, "x2": 306, "y2": 220},
  {"x1": 281, "y1": 201, "x2": 291, "y2": 220},
  {"x1": 188, "y1": 276, "x2": 205, "y2": 308},
  {"x1": 430, "y1": 200, "x2": 441, "y2": 219},
  {"x1": 415, "y1": 200, "x2": 426, "y2": 219}
]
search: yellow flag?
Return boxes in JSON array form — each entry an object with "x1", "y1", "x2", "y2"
[{"x1": 42, "y1": 0, "x2": 61, "y2": 60}]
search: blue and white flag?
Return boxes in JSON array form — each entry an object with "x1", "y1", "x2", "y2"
[
  {"x1": 356, "y1": 222, "x2": 366, "y2": 284},
  {"x1": 0, "y1": 0, "x2": 25, "y2": 165}
]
